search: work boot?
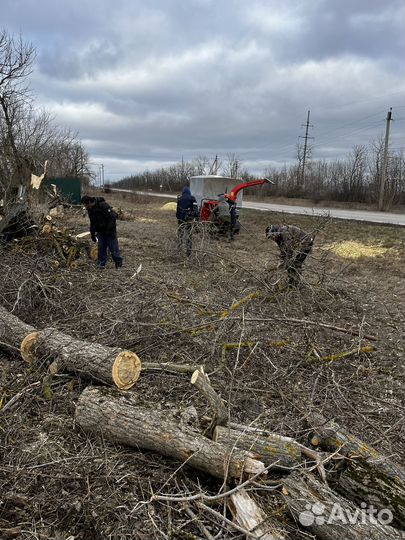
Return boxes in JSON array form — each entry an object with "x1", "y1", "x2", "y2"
[{"x1": 115, "y1": 261, "x2": 123, "y2": 269}]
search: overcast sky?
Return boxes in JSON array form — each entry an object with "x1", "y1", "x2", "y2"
[{"x1": 2, "y1": 0, "x2": 404, "y2": 182}]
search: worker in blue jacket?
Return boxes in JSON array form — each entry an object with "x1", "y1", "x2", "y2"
[
  {"x1": 176, "y1": 186, "x2": 199, "y2": 222},
  {"x1": 176, "y1": 186, "x2": 199, "y2": 256}
]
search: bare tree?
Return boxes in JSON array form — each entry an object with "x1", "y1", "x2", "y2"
[
  {"x1": 0, "y1": 30, "x2": 36, "y2": 202},
  {"x1": 342, "y1": 145, "x2": 367, "y2": 202},
  {"x1": 221, "y1": 153, "x2": 241, "y2": 178},
  {"x1": 0, "y1": 29, "x2": 93, "y2": 237},
  {"x1": 191, "y1": 155, "x2": 211, "y2": 175}
]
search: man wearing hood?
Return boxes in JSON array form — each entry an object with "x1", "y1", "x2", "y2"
[
  {"x1": 176, "y1": 186, "x2": 199, "y2": 256},
  {"x1": 176, "y1": 186, "x2": 199, "y2": 222},
  {"x1": 211, "y1": 194, "x2": 233, "y2": 241}
]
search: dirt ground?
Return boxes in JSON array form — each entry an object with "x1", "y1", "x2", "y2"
[{"x1": 0, "y1": 191, "x2": 404, "y2": 539}]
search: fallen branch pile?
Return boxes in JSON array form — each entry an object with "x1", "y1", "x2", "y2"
[{"x1": 1, "y1": 303, "x2": 404, "y2": 540}]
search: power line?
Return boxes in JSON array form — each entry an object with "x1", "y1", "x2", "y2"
[{"x1": 311, "y1": 120, "x2": 385, "y2": 149}]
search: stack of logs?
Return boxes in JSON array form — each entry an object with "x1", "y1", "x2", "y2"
[
  {"x1": 40, "y1": 221, "x2": 97, "y2": 268},
  {"x1": 1, "y1": 304, "x2": 404, "y2": 540}
]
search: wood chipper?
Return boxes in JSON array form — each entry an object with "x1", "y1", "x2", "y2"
[{"x1": 189, "y1": 175, "x2": 272, "y2": 233}]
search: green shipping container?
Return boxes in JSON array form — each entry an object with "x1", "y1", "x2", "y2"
[{"x1": 43, "y1": 177, "x2": 82, "y2": 204}]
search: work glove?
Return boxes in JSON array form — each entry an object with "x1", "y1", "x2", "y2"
[{"x1": 91, "y1": 233, "x2": 97, "y2": 242}]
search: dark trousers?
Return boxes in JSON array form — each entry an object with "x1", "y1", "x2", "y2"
[
  {"x1": 177, "y1": 220, "x2": 192, "y2": 256},
  {"x1": 97, "y1": 233, "x2": 123, "y2": 268},
  {"x1": 215, "y1": 217, "x2": 233, "y2": 239}
]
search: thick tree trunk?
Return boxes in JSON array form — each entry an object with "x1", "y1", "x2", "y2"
[
  {"x1": 283, "y1": 471, "x2": 405, "y2": 540},
  {"x1": 213, "y1": 425, "x2": 301, "y2": 471},
  {"x1": 0, "y1": 306, "x2": 141, "y2": 389},
  {"x1": 307, "y1": 412, "x2": 405, "y2": 528},
  {"x1": 75, "y1": 386, "x2": 265, "y2": 480}
]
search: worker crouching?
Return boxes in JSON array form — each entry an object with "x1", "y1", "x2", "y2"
[
  {"x1": 211, "y1": 194, "x2": 233, "y2": 241},
  {"x1": 266, "y1": 224, "x2": 313, "y2": 287}
]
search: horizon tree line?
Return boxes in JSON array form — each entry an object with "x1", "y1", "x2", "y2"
[{"x1": 115, "y1": 144, "x2": 405, "y2": 208}]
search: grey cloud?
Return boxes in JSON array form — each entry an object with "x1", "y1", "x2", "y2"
[{"x1": 3, "y1": 0, "x2": 404, "y2": 179}]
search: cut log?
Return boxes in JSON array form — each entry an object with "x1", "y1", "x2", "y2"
[
  {"x1": 0, "y1": 306, "x2": 141, "y2": 390},
  {"x1": 228, "y1": 489, "x2": 286, "y2": 540},
  {"x1": 191, "y1": 367, "x2": 228, "y2": 434},
  {"x1": 307, "y1": 413, "x2": 405, "y2": 528},
  {"x1": 34, "y1": 328, "x2": 141, "y2": 390},
  {"x1": 213, "y1": 425, "x2": 301, "y2": 471},
  {"x1": 75, "y1": 386, "x2": 266, "y2": 480},
  {"x1": 283, "y1": 470, "x2": 405, "y2": 540}
]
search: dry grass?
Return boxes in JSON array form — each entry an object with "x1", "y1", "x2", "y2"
[{"x1": 0, "y1": 192, "x2": 404, "y2": 539}]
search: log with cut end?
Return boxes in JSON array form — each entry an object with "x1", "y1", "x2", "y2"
[
  {"x1": 0, "y1": 306, "x2": 141, "y2": 390},
  {"x1": 307, "y1": 412, "x2": 405, "y2": 528},
  {"x1": 213, "y1": 425, "x2": 301, "y2": 471},
  {"x1": 229, "y1": 489, "x2": 286, "y2": 540},
  {"x1": 283, "y1": 470, "x2": 405, "y2": 540},
  {"x1": 34, "y1": 328, "x2": 141, "y2": 390},
  {"x1": 75, "y1": 386, "x2": 266, "y2": 480}
]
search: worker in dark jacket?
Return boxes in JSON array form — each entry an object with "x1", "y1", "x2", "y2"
[
  {"x1": 176, "y1": 186, "x2": 199, "y2": 256},
  {"x1": 266, "y1": 224, "x2": 313, "y2": 286},
  {"x1": 81, "y1": 195, "x2": 123, "y2": 269},
  {"x1": 225, "y1": 194, "x2": 240, "y2": 237},
  {"x1": 176, "y1": 186, "x2": 199, "y2": 222}
]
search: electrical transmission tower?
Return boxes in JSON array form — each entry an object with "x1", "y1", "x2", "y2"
[{"x1": 299, "y1": 110, "x2": 314, "y2": 187}]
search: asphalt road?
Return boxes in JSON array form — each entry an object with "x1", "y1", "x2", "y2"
[{"x1": 111, "y1": 188, "x2": 405, "y2": 226}]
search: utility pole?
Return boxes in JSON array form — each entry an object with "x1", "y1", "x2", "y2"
[
  {"x1": 378, "y1": 108, "x2": 393, "y2": 211},
  {"x1": 100, "y1": 164, "x2": 104, "y2": 188},
  {"x1": 299, "y1": 110, "x2": 314, "y2": 187},
  {"x1": 181, "y1": 156, "x2": 185, "y2": 184}
]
